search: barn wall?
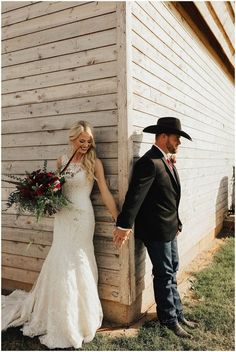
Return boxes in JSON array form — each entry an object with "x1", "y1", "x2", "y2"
[{"x1": 2, "y1": 1, "x2": 123, "y2": 309}]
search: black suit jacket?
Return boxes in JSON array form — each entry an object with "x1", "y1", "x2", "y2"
[{"x1": 116, "y1": 145, "x2": 182, "y2": 242}]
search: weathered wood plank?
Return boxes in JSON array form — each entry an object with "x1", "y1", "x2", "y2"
[
  {"x1": 2, "y1": 225, "x2": 119, "y2": 256},
  {"x1": 3, "y1": 143, "x2": 118, "y2": 161},
  {"x1": 226, "y1": 2, "x2": 235, "y2": 21},
  {"x1": 2, "y1": 278, "x2": 31, "y2": 292},
  {"x1": 132, "y1": 4, "x2": 234, "y2": 111},
  {"x1": 3, "y1": 61, "x2": 117, "y2": 94},
  {"x1": 2, "y1": 2, "x2": 85, "y2": 27},
  {"x1": 210, "y1": 2, "x2": 235, "y2": 47},
  {"x1": 2, "y1": 263, "x2": 120, "y2": 288},
  {"x1": 2, "y1": 12, "x2": 116, "y2": 54},
  {"x1": 2, "y1": 2, "x2": 116, "y2": 40},
  {"x1": 2, "y1": 277, "x2": 121, "y2": 302},
  {"x1": 2, "y1": 160, "x2": 118, "y2": 175},
  {"x1": 2, "y1": 127, "x2": 117, "y2": 148},
  {"x1": 1, "y1": 2, "x2": 37, "y2": 13},
  {"x1": 132, "y1": 30, "x2": 233, "y2": 117},
  {"x1": 2, "y1": 214, "x2": 116, "y2": 238},
  {"x1": 152, "y1": 2, "x2": 234, "y2": 96},
  {"x1": 194, "y1": 1, "x2": 234, "y2": 65},
  {"x1": 98, "y1": 269, "x2": 119, "y2": 286},
  {"x1": 1, "y1": 213, "x2": 53, "y2": 231},
  {"x1": 2, "y1": 28, "x2": 116, "y2": 67},
  {"x1": 2, "y1": 227, "x2": 53, "y2": 245},
  {"x1": 2, "y1": 266, "x2": 39, "y2": 284},
  {"x1": 2, "y1": 94, "x2": 117, "y2": 120},
  {"x1": 132, "y1": 46, "x2": 232, "y2": 125},
  {"x1": 2, "y1": 45, "x2": 117, "y2": 80},
  {"x1": 2, "y1": 77, "x2": 117, "y2": 107},
  {"x1": 2, "y1": 110, "x2": 117, "y2": 133},
  {"x1": 96, "y1": 254, "x2": 119, "y2": 271},
  {"x1": 132, "y1": 64, "x2": 233, "y2": 133},
  {"x1": 116, "y1": 1, "x2": 136, "y2": 305},
  {"x1": 2, "y1": 239, "x2": 50, "y2": 259},
  {"x1": 94, "y1": 237, "x2": 118, "y2": 255},
  {"x1": 2, "y1": 253, "x2": 44, "y2": 272},
  {"x1": 2, "y1": 238, "x2": 120, "y2": 269},
  {"x1": 99, "y1": 284, "x2": 120, "y2": 302}
]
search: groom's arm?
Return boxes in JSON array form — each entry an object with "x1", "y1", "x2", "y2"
[{"x1": 116, "y1": 157, "x2": 156, "y2": 229}]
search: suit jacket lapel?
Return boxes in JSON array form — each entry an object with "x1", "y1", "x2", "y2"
[
  {"x1": 172, "y1": 165, "x2": 181, "y2": 190},
  {"x1": 149, "y1": 146, "x2": 180, "y2": 192},
  {"x1": 162, "y1": 157, "x2": 180, "y2": 192}
]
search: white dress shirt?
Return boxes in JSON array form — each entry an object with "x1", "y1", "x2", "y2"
[{"x1": 153, "y1": 144, "x2": 169, "y2": 160}]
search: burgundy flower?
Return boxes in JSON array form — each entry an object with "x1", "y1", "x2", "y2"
[
  {"x1": 52, "y1": 180, "x2": 61, "y2": 192},
  {"x1": 20, "y1": 188, "x2": 33, "y2": 199}
]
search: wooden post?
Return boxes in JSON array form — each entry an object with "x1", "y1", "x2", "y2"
[{"x1": 116, "y1": 1, "x2": 136, "y2": 305}]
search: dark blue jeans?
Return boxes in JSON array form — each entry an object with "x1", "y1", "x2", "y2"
[{"x1": 144, "y1": 237, "x2": 184, "y2": 326}]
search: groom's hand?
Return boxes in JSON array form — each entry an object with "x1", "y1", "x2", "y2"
[{"x1": 113, "y1": 228, "x2": 132, "y2": 248}]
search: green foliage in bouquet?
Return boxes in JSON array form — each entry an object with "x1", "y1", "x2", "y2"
[{"x1": 3, "y1": 160, "x2": 69, "y2": 221}]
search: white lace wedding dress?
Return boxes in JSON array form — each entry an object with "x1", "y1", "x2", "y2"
[{"x1": 2, "y1": 156, "x2": 103, "y2": 349}]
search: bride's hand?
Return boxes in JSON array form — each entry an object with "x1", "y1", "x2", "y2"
[{"x1": 113, "y1": 228, "x2": 132, "y2": 248}]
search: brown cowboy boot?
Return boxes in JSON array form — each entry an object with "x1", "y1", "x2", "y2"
[
  {"x1": 179, "y1": 317, "x2": 199, "y2": 329},
  {"x1": 166, "y1": 323, "x2": 193, "y2": 338}
]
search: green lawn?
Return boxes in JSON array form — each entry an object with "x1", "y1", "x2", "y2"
[{"x1": 2, "y1": 236, "x2": 234, "y2": 351}]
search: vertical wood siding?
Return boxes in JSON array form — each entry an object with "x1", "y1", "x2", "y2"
[
  {"x1": 130, "y1": 1, "x2": 234, "y2": 296},
  {"x1": 2, "y1": 1, "x2": 123, "y2": 303}
]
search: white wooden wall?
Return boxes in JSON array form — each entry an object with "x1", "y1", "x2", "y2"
[
  {"x1": 2, "y1": 1, "x2": 123, "y2": 304},
  {"x1": 130, "y1": 1, "x2": 234, "y2": 299}
]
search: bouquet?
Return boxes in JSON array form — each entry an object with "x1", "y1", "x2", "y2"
[{"x1": 3, "y1": 161, "x2": 69, "y2": 221}]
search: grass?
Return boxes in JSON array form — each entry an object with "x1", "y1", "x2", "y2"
[{"x1": 2, "y1": 236, "x2": 234, "y2": 351}]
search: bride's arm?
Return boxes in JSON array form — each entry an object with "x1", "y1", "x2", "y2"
[{"x1": 94, "y1": 158, "x2": 119, "y2": 221}]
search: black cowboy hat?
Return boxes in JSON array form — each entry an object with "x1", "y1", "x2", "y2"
[{"x1": 143, "y1": 117, "x2": 192, "y2": 141}]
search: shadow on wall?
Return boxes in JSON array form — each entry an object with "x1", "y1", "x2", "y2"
[
  {"x1": 229, "y1": 166, "x2": 235, "y2": 214},
  {"x1": 215, "y1": 176, "x2": 229, "y2": 233},
  {"x1": 132, "y1": 130, "x2": 155, "y2": 319}
]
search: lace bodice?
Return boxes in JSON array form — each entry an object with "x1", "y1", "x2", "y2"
[{"x1": 60, "y1": 155, "x2": 94, "y2": 208}]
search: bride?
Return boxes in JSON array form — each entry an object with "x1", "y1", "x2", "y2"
[{"x1": 2, "y1": 121, "x2": 119, "y2": 349}]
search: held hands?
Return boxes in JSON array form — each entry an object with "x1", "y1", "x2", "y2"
[{"x1": 113, "y1": 228, "x2": 132, "y2": 248}]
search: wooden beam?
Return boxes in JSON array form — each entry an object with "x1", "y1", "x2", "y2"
[
  {"x1": 116, "y1": 1, "x2": 136, "y2": 305},
  {"x1": 194, "y1": 1, "x2": 234, "y2": 65},
  {"x1": 172, "y1": 2, "x2": 234, "y2": 80},
  {"x1": 208, "y1": 2, "x2": 235, "y2": 55}
]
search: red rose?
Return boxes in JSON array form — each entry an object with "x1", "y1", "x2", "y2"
[{"x1": 52, "y1": 180, "x2": 61, "y2": 192}]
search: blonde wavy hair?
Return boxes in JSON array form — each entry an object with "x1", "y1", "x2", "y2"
[{"x1": 69, "y1": 121, "x2": 96, "y2": 182}]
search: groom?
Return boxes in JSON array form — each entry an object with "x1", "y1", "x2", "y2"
[{"x1": 113, "y1": 117, "x2": 198, "y2": 338}]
